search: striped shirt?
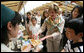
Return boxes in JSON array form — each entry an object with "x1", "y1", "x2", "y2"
[{"x1": 64, "y1": 40, "x2": 83, "y2": 52}]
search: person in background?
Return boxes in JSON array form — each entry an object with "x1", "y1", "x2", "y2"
[
  {"x1": 41, "y1": 10, "x2": 49, "y2": 26},
  {"x1": 35, "y1": 11, "x2": 41, "y2": 27},
  {"x1": 26, "y1": 12, "x2": 32, "y2": 24},
  {"x1": 32, "y1": 12, "x2": 37, "y2": 17},
  {"x1": 61, "y1": 19, "x2": 83, "y2": 52},
  {"x1": 28, "y1": 17, "x2": 40, "y2": 40},
  {"x1": 25, "y1": 12, "x2": 32, "y2": 35},
  {"x1": 37, "y1": 4, "x2": 65, "y2": 52},
  {"x1": 65, "y1": 5, "x2": 83, "y2": 22},
  {"x1": 1, "y1": 4, "x2": 31, "y2": 52},
  {"x1": 41, "y1": 10, "x2": 49, "y2": 37},
  {"x1": 61, "y1": 5, "x2": 83, "y2": 49},
  {"x1": 41, "y1": 10, "x2": 49, "y2": 52}
]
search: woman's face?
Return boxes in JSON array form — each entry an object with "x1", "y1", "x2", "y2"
[
  {"x1": 72, "y1": 8, "x2": 79, "y2": 19},
  {"x1": 11, "y1": 24, "x2": 19, "y2": 38},
  {"x1": 8, "y1": 23, "x2": 20, "y2": 38},
  {"x1": 27, "y1": 14, "x2": 31, "y2": 20},
  {"x1": 49, "y1": 9, "x2": 57, "y2": 19},
  {"x1": 32, "y1": 19, "x2": 37, "y2": 25},
  {"x1": 44, "y1": 12, "x2": 48, "y2": 18},
  {"x1": 37, "y1": 12, "x2": 40, "y2": 16}
]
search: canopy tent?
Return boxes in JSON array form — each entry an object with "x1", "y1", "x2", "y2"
[{"x1": 1, "y1": 1, "x2": 83, "y2": 15}]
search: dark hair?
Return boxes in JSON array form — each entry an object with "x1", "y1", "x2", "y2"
[
  {"x1": 34, "y1": 12, "x2": 37, "y2": 15},
  {"x1": 65, "y1": 18, "x2": 83, "y2": 35},
  {"x1": 1, "y1": 11, "x2": 21, "y2": 45},
  {"x1": 27, "y1": 12, "x2": 31, "y2": 15},
  {"x1": 31, "y1": 17, "x2": 37, "y2": 21},
  {"x1": 71, "y1": 5, "x2": 83, "y2": 18},
  {"x1": 42, "y1": 10, "x2": 49, "y2": 19}
]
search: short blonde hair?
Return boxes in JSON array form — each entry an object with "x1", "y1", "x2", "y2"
[{"x1": 48, "y1": 4, "x2": 59, "y2": 13}]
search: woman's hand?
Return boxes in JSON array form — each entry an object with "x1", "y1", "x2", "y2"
[{"x1": 40, "y1": 35, "x2": 53, "y2": 41}]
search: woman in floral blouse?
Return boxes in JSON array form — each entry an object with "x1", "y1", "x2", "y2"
[{"x1": 37, "y1": 4, "x2": 65, "y2": 52}]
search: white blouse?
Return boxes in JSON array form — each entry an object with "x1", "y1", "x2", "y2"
[
  {"x1": 29, "y1": 24, "x2": 40, "y2": 40},
  {"x1": 1, "y1": 43, "x2": 14, "y2": 52}
]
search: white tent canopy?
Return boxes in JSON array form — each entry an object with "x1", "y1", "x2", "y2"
[{"x1": 19, "y1": 1, "x2": 51, "y2": 15}]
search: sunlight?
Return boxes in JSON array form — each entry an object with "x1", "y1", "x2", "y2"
[{"x1": 19, "y1": 1, "x2": 51, "y2": 15}]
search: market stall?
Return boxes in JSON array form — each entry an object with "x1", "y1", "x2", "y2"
[{"x1": 1, "y1": 1, "x2": 83, "y2": 52}]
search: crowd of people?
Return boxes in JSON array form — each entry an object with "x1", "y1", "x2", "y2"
[{"x1": 1, "y1": 2, "x2": 83, "y2": 52}]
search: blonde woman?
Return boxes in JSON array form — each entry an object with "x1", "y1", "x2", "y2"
[{"x1": 37, "y1": 4, "x2": 65, "y2": 52}]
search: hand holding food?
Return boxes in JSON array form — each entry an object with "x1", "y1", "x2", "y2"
[
  {"x1": 40, "y1": 35, "x2": 52, "y2": 41},
  {"x1": 29, "y1": 39, "x2": 42, "y2": 47}
]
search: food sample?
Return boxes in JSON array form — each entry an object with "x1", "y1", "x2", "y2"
[
  {"x1": 21, "y1": 43, "x2": 31, "y2": 52},
  {"x1": 29, "y1": 39, "x2": 42, "y2": 47},
  {"x1": 22, "y1": 45, "x2": 28, "y2": 50}
]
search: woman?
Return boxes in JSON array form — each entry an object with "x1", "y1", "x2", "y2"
[
  {"x1": 26, "y1": 12, "x2": 32, "y2": 24},
  {"x1": 25, "y1": 12, "x2": 32, "y2": 35},
  {"x1": 65, "y1": 5, "x2": 83, "y2": 22},
  {"x1": 1, "y1": 4, "x2": 31, "y2": 52},
  {"x1": 41, "y1": 10, "x2": 49, "y2": 26},
  {"x1": 37, "y1": 4, "x2": 65, "y2": 52},
  {"x1": 41, "y1": 10, "x2": 49, "y2": 52}
]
